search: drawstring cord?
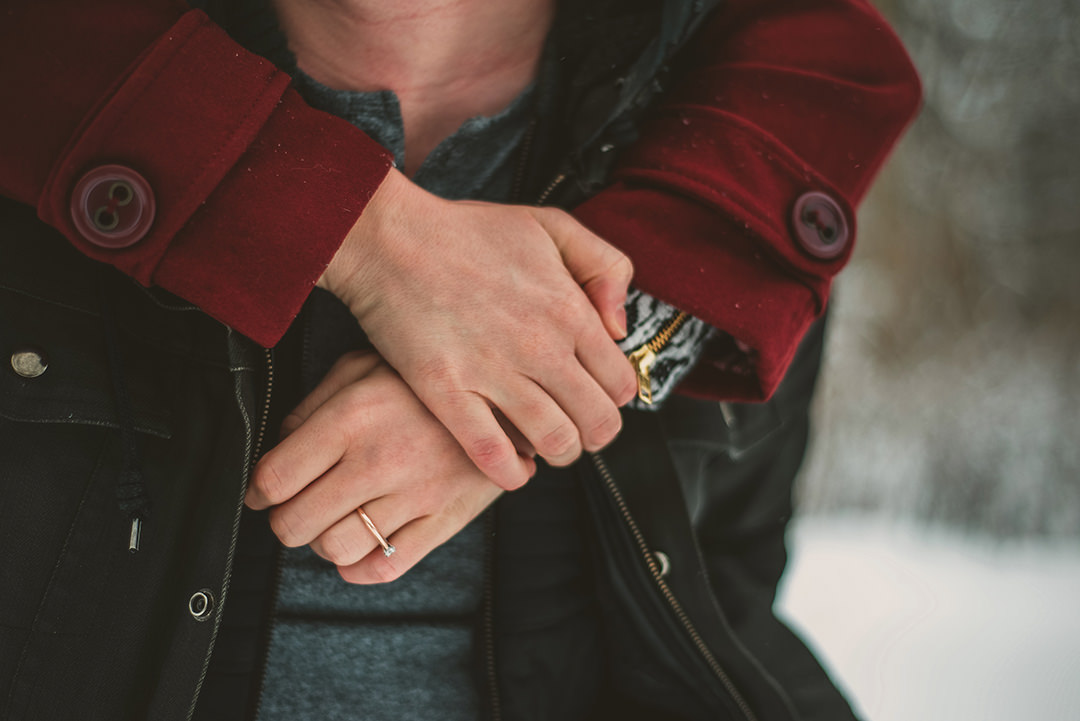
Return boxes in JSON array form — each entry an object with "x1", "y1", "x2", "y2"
[{"x1": 100, "y1": 286, "x2": 151, "y2": 553}]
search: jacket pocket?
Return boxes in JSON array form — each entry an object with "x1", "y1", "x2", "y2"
[{"x1": 0, "y1": 270, "x2": 173, "y2": 652}]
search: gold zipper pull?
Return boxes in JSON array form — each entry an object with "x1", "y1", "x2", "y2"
[{"x1": 628, "y1": 345, "x2": 657, "y2": 405}]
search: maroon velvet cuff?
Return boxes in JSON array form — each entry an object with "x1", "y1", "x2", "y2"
[{"x1": 34, "y1": 11, "x2": 392, "y2": 346}]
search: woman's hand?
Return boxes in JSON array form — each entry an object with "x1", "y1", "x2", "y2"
[
  {"x1": 245, "y1": 351, "x2": 506, "y2": 584},
  {"x1": 317, "y1": 168, "x2": 637, "y2": 491}
]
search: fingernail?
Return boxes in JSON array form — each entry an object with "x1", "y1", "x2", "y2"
[{"x1": 615, "y1": 308, "x2": 628, "y2": 338}]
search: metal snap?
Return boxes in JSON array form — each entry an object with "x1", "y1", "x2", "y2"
[
  {"x1": 188, "y1": 589, "x2": 215, "y2": 621},
  {"x1": 654, "y1": 550, "x2": 672, "y2": 578},
  {"x1": 10, "y1": 349, "x2": 48, "y2": 378}
]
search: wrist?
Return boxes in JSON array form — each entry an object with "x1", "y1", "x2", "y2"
[{"x1": 316, "y1": 166, "x2": 420, "y2": 317}]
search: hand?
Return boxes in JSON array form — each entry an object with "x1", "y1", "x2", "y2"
[
  {"x1": 245, "y1": 351, "x2": 506, "y2": 584},
  {"x1": 318, "y1": 168, "x2": 637, "y2": 491}
]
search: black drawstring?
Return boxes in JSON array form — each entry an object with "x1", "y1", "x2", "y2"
[{"x1": 100, "y1": 286, "x2": 151, "y2": 553}]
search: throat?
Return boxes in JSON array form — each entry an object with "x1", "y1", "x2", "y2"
[{"x1": 273, "y1": 0, "x2": 555, "y2": 175}]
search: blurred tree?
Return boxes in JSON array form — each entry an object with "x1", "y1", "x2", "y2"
[{"x1": 797, "y1": 0, "x2": 1080, "y2": 537}]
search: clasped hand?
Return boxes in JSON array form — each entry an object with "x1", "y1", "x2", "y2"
[
  {"x1": 247, "y1": 352, "x2": 503, "y2": 583},
  {"x1": 247, "y1": 171, "x2": 637, "y2": 580},
  {"x1": 317, "y1": 168, "x2": 637, "y2": 489}
]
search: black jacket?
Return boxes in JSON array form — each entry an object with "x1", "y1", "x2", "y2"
[{"x1": 0, "y1": 1, "x2": 856, "y2": 719}]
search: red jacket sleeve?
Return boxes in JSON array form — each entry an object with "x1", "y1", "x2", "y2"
[
  {"x1": 0, "y1": 2, "x2": 392, "y2": 347},
  {"x1": 573, "y1": 0, "x2": 922, "y2": 401}
]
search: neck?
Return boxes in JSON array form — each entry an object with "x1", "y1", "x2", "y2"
[{"x1": 272, "y1": 0, "x2": 555, "y2": 174}]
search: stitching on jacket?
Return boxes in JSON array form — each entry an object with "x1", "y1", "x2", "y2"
[{"x1": 167, "y1": 64, "x2": 282, "y2": 246}]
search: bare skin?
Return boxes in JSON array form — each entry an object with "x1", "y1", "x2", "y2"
[
  {"x1": 248, "y1": 352, "x2": 505, "y2": 583},
  {"x1": 248, "y1": 0, "x2": 637, "y2": 576},
  {"x1": 272, "y1": 0, "x2": 556, "y2": 176}
]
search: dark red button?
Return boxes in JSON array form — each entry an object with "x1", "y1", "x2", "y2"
[
  {"x1": 70, "y1": 165, "x2": 155, "y2": 249},
  {"x1": 792, "y1": 191, "x2": 849, "y2": 260}
]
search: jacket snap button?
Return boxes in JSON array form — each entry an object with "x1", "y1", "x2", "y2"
[
  {"x1": 70, "y1": 165, "x2": 156, "y2": 249},
  {"x1": 10, "y1": 349, "x2": 48, "y2": 378},
  {"x1": 791, "y1": 191, "x2": 849, "y2": 260},
  {"x1": 654, "y1": 550, "x2": 672, "y2": 578},
  {"x1": 188, "y1": 589, "x2": 215, "y2": 621}
]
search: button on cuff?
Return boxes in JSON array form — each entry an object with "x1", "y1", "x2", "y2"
[
  {"x1": 70, "y1": 165, "x2": 156, "y2": 249},
  {"x1": 791, "y1": 191, "x2": 850, "y2": 260}
]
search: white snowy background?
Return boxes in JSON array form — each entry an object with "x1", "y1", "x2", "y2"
[{"x1": 773, "y1": 2, "x2": 1080, "y2": 719}]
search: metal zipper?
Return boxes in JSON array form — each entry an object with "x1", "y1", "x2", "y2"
[
  {"x1": 627, "y1": 311, "x2": 689, "y2": 404},
  {"x1": 186, "y1": 340, "x2": 273, "y2": 721},
  {"x1": 509, "y1": 120, "x2": 537, "y2": 203},
  {"x1": 588, "y1": 451, "x2": 759, "y2": 721},
  {"x1": 245, "y1": 346, "x2": 280, "y2": 721},
  {"x1": 251, "y1": 348, "x2": 275, "y2": 463},
  {"x1": 480, "y1": 509, "x2": 502, "y2": 721},
  {"x1": 535, "y1": 171, "x2": 568, "y2": 205}
]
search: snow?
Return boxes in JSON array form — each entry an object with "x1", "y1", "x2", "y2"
[{"x1": 776, "y1": 516, "x2": 1080, "y2": 721}]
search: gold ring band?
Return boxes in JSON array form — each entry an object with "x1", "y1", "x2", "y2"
[{"x1": 357, "y1": 507, "x2": 396, "y2": 557}]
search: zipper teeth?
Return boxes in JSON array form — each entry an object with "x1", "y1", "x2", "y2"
[
  {"x1": 250, "y1": 348, "x2": 275, "y2": 463},
  {"x1": 646, "y1": 311, "x2": 689, "y2": 353},
  {"x1": 510, "y1": 120, "x2": 537, "y2": 203},
  {"x1": 536, "y1": 172, "x2": 568, "y2": 205},
  {"x1": 246, "y1": 347, "x2": 278, "y2": 721},
  {"x1": 186, "y1": 336, "x2": 266, "y2": 721},
  {"x1": 481, "y1": 510, "x2": 502, "y2": 721},
  {"x1": 588, "y1": 452, "x2": 759, "y2": 721}
]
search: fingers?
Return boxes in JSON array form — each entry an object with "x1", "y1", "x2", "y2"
[
  {"x1": 421, "y1": 389, "x2": 534, "y2": 492},
  {"x1": 538, "y1": 366, "x2": 625, "y2": 452},
  {"x1": 265, "y1": 460, "x2": 382, "y2": 548},
  {"x1": 304, "y1": 496, "x2": 405, "y2": 565},
  {"x1": 576, "y1": 323, "x2": 638, "y2": 408},
  {"x1": 494, "y1": 380, "x2": 582, "y2": 466},
  {"x1": 247, "y1": 413, "x2": 350, "y2": 510},
  {"x1": 531, "y1": 207, "x2": 633, "y2": 339},
  {"x1": 494, "y1": 373, "x2": 622, "y2": 464},
  {"x1": 335, "y1": 487, "x2": 501, "y2": 585}
]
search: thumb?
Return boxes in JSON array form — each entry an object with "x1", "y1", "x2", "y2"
[{"x1": 530, "y1": 207, "x2": 633, "y2": 339}]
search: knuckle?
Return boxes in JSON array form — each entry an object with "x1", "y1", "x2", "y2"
[
  {"x1": 537, "y1": 206, "x2": 570, "y2": 225},
  {"x1": 584, "y1": 410, "x2": 622, "y2": 450},
  {"x1": 415, "y1": 357, "x2": 468, "y2": 395},
  {"x1": 316, "y1": 528, "x2": 360, "y2": 566},
  {"x1": 268, "y1": 508, "x2": 305, "y2": 547},
  {"x1": 279, "y1": 413, "x2": 303, "y2": 437},
  {"x1": 537, "y1": 423, "x2": 580, "y2": 459},
  {"x1": 468, "y1": 435, "x2": 513, "y2": 470},
  {"x1": 544, "y1": 296, "x2": 592, "y2": 338},
  {"x1": 252, "y1": 458, "x2": 291, "y2": 506}
]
